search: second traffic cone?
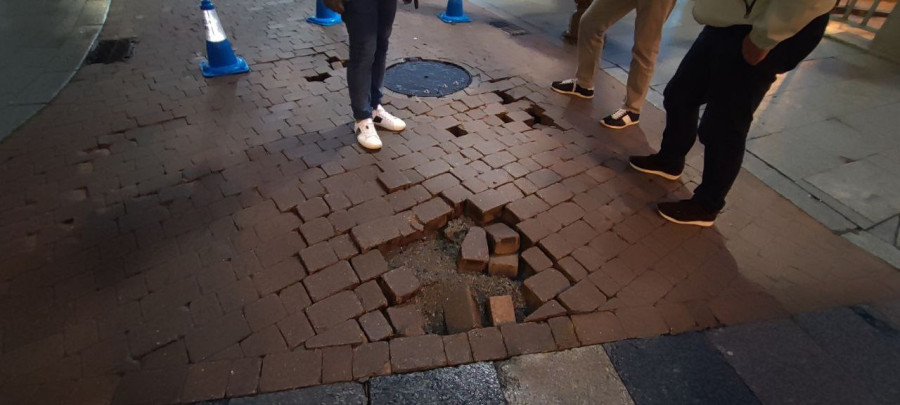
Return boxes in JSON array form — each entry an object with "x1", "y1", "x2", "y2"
[
  {"x1": 199, "y1": 0, "x2": 250, "y2": 78},
  {"x1": 438, "y1": 0, "x2": 471, "y2": 24},
  {"x1": 307, "y1": 0, "x2": 342, "y2": 26}
]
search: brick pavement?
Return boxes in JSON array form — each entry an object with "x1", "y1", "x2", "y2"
[{"x1": 0, "y1": 0, "x2": 898, "y2": 403}]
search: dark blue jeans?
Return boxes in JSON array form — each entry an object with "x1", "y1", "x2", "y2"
[
  {"x1": 657, "y1": 13, "x2": 829, "y2": 212},
  {"x1": 343, "y1": 0, "x2": 397, "y2": 121}
]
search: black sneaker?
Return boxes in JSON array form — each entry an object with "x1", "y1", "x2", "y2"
[
  {"x1": 657, "y1": 199, "x2": 718, "y2": 227},
  {"x1": 628, "y1": 154, "x2": 683, "y2": 180},
  {"x1": 551, "y1": 79, "x2": 594, "y2": 99},
  {"x1": 601, "y1": 108, "x2": 640, "y2": 129}
]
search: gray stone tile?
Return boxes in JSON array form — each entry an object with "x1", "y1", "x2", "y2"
[
  {"x1": 370, "y1": 362, "x2": 505, "y2": 405},
  {"x1": 794, "y1": 307, "x2": 900, "y2": 405},
  {"x1": 605, "y1": 333, "x2": 759, "y2": 405},
  {"x1": 496, "y1": 346, "x2": 634, "y2": 405},
  {"x1": 227, "y1": 382, "x2": 366, "y2": 405},
  {"x1": 869, "y1": 216, "x2": 899, "y2": 246},
  {"x1": 805, "y1": 160, "x2": 900, "y2": 225},
  {"x1": 747, "y1": 132, "x2": 847, "y2": 181},
  {"x1": 11, "y1": 71, "x2": 75, "y2": 104},
  {"x1": 706, "y1": 319, "x2": 877, "y2": 405},
  {"x1": 843, "y1": 231, "x2": 900, "y2": 269},
  {"x1": 0, "y1": 105, "x2": 43, "y2": 141}
]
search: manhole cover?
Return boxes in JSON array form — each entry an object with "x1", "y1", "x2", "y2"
[
  {"x1": 86, "y1": 38, "x2": 136, "y2": 64},
  {"x1": 384, "y1": 58, "x2": 471, "y2": 97}
]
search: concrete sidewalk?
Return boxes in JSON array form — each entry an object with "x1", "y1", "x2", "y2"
[
  {"x1": 0, "y1": 0, "x2": 898, "y2": 404},
  {"x1": 473, "y1": 0, "x2": 900, "y2": 267},
  {"x1": 0, "y1": 0, "x2": 110, "y2": 141}
]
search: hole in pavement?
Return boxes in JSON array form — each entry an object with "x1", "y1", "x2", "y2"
[
  {"x1": 525, "y1": 104, "x2": 560, "y2": 129},
  {"x1": 496, "y1": 112, "x2": 514, "y2": 124},
  {"x1": 447, "y1": 125, "x2": 468, "y2": 137},
  {"x1": 387, "y1": 218, "x2": 526, "y2": 335},
  {"x1": 493, "y1": 90, "x2": 518, "y2": 105},
  {"x1": 305, "y1": 72, "x2": 332, "y2": 82},
  {"x1": 326, "y1": 56, "x2": 347, "y2": 68},
  {"x1": 85, "y1": 38, "x2": 137, "y2": 64}
]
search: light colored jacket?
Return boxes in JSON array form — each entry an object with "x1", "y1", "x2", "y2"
[{"x1": 693, "y1": 0, "x2": 835, "y2": 49}]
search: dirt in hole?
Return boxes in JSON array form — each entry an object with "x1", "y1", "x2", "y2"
[
  {"x1": 493, "y1": 90, "x2": 519, "y2": 105},
  {"x1": 387, "y1": 218, "x2": 527, "y2": 335}
]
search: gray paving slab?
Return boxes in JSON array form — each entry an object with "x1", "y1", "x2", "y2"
[
  {"x1": 805, "y1": 160, "x2": 900, "y2": 225},
  {"x1": 604, "y1": 333, "x2": 759, "y2": 405},
  {"x1": 870, "y1": 216, "x2": 899, "y2": 246},
  {"x1": 793, "y1": 307, "x2": 900, "y2": 405},
  {"x1": 221, "y1": 382, "x2": 366, "y2": 405},
  {"x1": 496, "y1": 346, "x2": 634, "y2": 405},
  {"x1": 369, "y1": 362, "x2": 505, "y2": 405},
  {"x1": 706, "y1": 319, "x2": 877, "y2": 405}
]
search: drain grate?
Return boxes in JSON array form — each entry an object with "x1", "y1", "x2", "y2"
[
  {"x1": 384, "y1": 58, "x2": 472, "y2": 97},
  {"x1": 488, "y1": 20, "x2": 528, "y2": 36},
  {"x1": 86, "y1": 38, "x2": 136, "y2": 64}
]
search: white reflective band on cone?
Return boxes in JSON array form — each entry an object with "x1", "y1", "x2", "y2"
[{"x1": 203, "y1": 10, "x2": 227, "y2": 43}]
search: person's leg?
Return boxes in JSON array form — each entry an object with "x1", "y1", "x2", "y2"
[
  {"x1": 622, "y1": 0, "x2": 675, "y2": 114},
  {"x1": 370, "y1": 0, "x2": 397, "y2": 111},
  {"x1": 343, "y1": 0, "x2": 379, "y2": 121},
  {"x1": 564, "y1": 0, "x2": 594, "y2": 43},
  {"x1": 574, "y1": 0, "x2": 635, "y2": 89},
  {"x1": 692, "y1": 15, "x2": 829, "y2": 211}
]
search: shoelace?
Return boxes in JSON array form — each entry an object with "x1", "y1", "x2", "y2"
[{"x1": 611, "y1": 109, "x2": 628, "y2": 120}]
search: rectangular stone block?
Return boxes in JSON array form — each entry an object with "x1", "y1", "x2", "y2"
[
  {"x1": 488, "y1": 254, "x2": 518, "y2": 278},
  {"x1": 484, "y1": 223, "x2": 520, "y2": 254},
  {"x1": 443, "y1": 284, "x2": 482, "y2": 334},
  {"x1": 459, "y1": 227, "x2": 489, "y2": 273},
  {"x1": 523, "y1": 269, "x2": 570, "y2": 310},
  {"x1": 489, "y1": 295, "x2": 516, "y2": 326}
]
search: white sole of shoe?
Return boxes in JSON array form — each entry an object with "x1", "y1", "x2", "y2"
[
  {"x1": 629, "y1": 161, "x2": 681, "y2": 180},
  {"x1": 601, "y1": 119, "x2": 640, "y2": 130},
  {"x1": 374, "y1": 123, "x2": 405, "y2": 132},
  {"x1": 658, "y1": 210, "x2": 714, "y2": 227},
  {"x1": 551, "y1": 86, "x2": 593, "y2": 99}
]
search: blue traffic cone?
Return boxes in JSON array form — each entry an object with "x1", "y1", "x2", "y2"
[
  {"x1": 199, "y1": 0, "x2": 250, "y2": 78},
  {"x1": 438, "y1": 0, "x2": 471, "y2": 24},
  {"x1": 307, "y1": 0, "x2": 342, "y2": 26}
]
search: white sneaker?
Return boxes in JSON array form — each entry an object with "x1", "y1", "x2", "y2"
[
  {"x1": 355, "y1": 119, "x2": 382, "y2": 150},
  {"x1": 372, "y1": 105, "x2": 406, "y2": 132}
]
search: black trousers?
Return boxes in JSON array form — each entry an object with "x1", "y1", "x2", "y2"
[{"x1": 657, "y1": 13, "x2": 830, "y2": 212}]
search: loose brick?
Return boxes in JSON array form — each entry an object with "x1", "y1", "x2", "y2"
[
  {"x1": 488, "y1": 254, "x2": 518, "y2": 278},
  {"x1": 539, "y1": 233, "x2": 575, "y2": 262},
  {"x1": 570, "y1": 312, "x2": 626, "y2": 345},
  {"x1": 412, "y1": 198, "x2": 452, "y2": 230},
  {"x1": 520, "y1": 246, "x2": 553, "y2": 275},
  {"x1": 380, "y1": 266, "x2": 420, "y2": 305},
  {"x1": 557, "y1": 256, "x2": 588, "y2": 282},
  {"x1": 299, "y1": 242, "x2": 338, "y2": 274},
  {"x1": 351, "y1": 217, "x2": 400, "y2": 252},
  {"x1": 355, "y1": 280, "x2": 388, "y2": 312},
  {"x1": 547, "y1": 316, "x2": 580, "y2": 349},
  {"x1": 259, "y1": 350, "x2": 321, "y2": 392},
  {"x1": 227, "y1": 357, "x2": 262, "y2": 397},
  {"x1": 466, "y1": 189, "x2": 507, "y2": 224},
  {"x1": 443, "y1": 284, "x2": 482, "y2": 334},
  {"x1": 558, "y1": 280, "x2": 606, "y2": 313},
  {"x1": 330, "y1": 234, "x2": 359, "y2": 260},
  {"x1": 244, "y1": 294, "x2": 287, "y2": 332},
  {"x1": 488, "y1": 295, "x2": 516, "y2": 326},
  {"x1": 387, "y1": 305, "x2": 425, "y2": 337},
  {"x1": 305, "y1": 319, "x2": 368, "y2": 348},
  {"x1": 523, "y1": 269, "x2": 570, "y2": 310},
  {"x1": 180, "y1": 360, "x2": 231, "y2": 403},
  {"x1": 305, "y1": 290, "x2": 364, "y2": 333},
  {"x1": 516, "y1": 218, "x2": 552, "y2": 248},
  {"x1": 500, "y1": 322, "x2": 556, "y2": 356},
  {"x1": 359, "y1": 311, "x2": 393, "y2": 341},
  {"x1": 378, "y1": 170, "x2": 412, "y2": 193},
  {"x1": 467, "y1": 327, "x2": 507, "y2": 362},
  {"x1": 484, "y1": 222, "x2": 520, "y2": 254},
  {"x1": 351, "y1": 250, "x2": 390, "y2": 282},
  {"x1": 304, "y1": 260, "x2": 360, "y2": 302},
  {"x1": 353, "y1": 342, "x2": 391, "y2": 379},
  {"x1": 504, "y1": 195, "x2": 550, "y2": 224},
  {"x1": 442, "y1": 333, "x2": 473, "y2": 366},
  {"x1": 277, "y1": 312, "x2": 315, "y2": 349},
  {"x1": 390, "y1": 335, "x2": 447, "y2": 373},
  {"x1": 440, "y1": 185, "x2": 472, "y2": 215},
  {"x1": 459, "y1": 227, "x2": 489, "y2": 273},
  {"x1": 321, "y1": 346, "x2": 353, "y2": 384}
]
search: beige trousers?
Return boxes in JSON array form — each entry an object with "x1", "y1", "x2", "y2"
[{"x1": 576, "y1": 0, "x2": 675, "y2": 114}]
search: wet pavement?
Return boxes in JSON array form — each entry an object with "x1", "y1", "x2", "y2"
[{"x1": 0, "y1": 0, "x2": 898, "y2": 404}]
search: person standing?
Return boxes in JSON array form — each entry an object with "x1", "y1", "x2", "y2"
[
  {"x1": 325, "y1": 0, "x2": 411, "y2": 150},
  {"x1": 562, "y1": 0, "x2": 594, "y2": 45},
  {"x1": 628, "y1": 0, "x2": 835, "y2": 226},
  {"x1": 552, "y1": 0, "x2": 676, "y2": 129}
]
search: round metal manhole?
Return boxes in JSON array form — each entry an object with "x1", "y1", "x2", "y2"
[{"x1": 384, "y1": 58, "x2": 472, "y2": 97}]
